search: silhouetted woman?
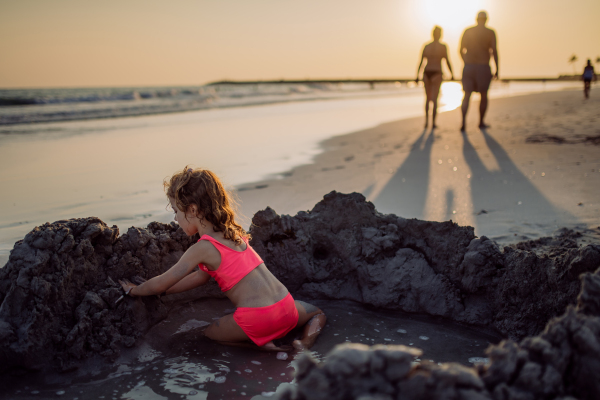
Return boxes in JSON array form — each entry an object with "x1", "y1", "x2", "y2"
[
  {"x1": 416, "y1": 26, "x2": 454, "y2": 128},
  {"x1": 583, "y1": 59, "x2": 596, "y2": 99}
]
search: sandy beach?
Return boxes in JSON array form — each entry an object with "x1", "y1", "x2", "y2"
[{"x1": 238, "y1": 89, "x2": 600, "y2": 244}]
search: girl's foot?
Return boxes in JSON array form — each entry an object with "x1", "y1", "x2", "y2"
[
  {"x1": 292, "y1": 313, "x2": 327, "y2": 350},
  {"x1": 260, "y1": 341, "x2": 293, "y2": 352}
]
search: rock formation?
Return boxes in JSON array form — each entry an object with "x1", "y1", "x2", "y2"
[
  {"x1": 0, "y1": 191, "x2": 598, "y2": 399},
  {"x1": 250, "y1": 192, "x2": 599, "y2": 340},
  {"x1": 0, "y1": 218, "x2": 220, "y2": 372},
  {"x1": 277, "y1": 264, "x2": 600, "y2": 400}
]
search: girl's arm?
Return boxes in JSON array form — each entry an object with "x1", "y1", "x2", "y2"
[
  {"x1": 164, "y1": 269, "x2": 210, "y2": 295},
  {"x1": 119, "y1": 242, "x2": 208, "y2": 296}
]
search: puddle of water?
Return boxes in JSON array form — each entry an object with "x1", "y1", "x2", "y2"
[{"x1": 0, "y1": 298, "x2": 501, "y2": 399}]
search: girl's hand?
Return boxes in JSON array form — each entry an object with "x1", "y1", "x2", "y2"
[{"x1": 119, "y1": 279, "x2": 137, "y2": 297}]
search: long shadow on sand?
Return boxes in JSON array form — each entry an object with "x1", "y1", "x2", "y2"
[
  {"x1": 373, "y1": 129, "x2": 434, "y2": 219},
  {"x1": 463, "y1": 128, "x2": 577, "y2": 240}
]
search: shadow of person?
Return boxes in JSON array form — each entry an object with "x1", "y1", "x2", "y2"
[
  {"x1": 444, "y1": 189, "x2": 456, "y2": 222},
  {"x1": 462, "y1": 128, "x2": 577, "y2": 240},
  {"x1": 373, "y1": 128, "x2": 435, "y2": 219}
]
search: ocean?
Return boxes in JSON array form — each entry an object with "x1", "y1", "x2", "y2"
[
  {"x1": 0, "y1": 80, "x2": 577, "y2": 125},
  {"x1": 0, "y1": 80, "x2": 580, "y2": 263}
]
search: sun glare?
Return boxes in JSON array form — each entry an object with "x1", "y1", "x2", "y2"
[
  {"x1": 422, "y1": 0, "x2": 486, "y2": 35},
  {"x1": 439, "y1": 82, "x2": 464, "y2": 111}
]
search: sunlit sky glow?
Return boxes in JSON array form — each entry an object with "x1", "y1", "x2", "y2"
[{"x1": 0, "y1": 0, "x2": 598, "y2": 88}]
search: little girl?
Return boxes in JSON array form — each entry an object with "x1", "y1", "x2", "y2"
[{"x1": 119, "y1": 167, "x2": 326, "y2": 351}]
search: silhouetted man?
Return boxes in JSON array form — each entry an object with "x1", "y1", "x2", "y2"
[{"x1": 459, "y1": 11, "x2": 499, "y2": 132}]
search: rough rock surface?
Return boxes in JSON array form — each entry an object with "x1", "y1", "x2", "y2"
[
  {"x1": 277, "y1": 265, "x2": 600, "y2": 400},
  {"x1": 0, "y1": 218, "x2": 221, "y2": 372},
  {"x1": 250, "y1": 192, "x2": 599, "y2": 339},
  {"x1": 0, "y1": 191, "x2": 598, "y2": 377}
]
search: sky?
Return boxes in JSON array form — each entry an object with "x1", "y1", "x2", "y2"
[{"x1": 1, "y1": 0, "x2": 599, "y2": 88}]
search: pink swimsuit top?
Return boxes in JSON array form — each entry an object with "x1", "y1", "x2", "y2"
[{"x1": 197, "y1": 235, "x2": 264, "y2": 291}]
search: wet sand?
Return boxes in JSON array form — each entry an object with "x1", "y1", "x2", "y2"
[
  {"x1": 0, "y1": 298, "x2": 500, "y2": 400},
  {"x1": 238, "y1": 89, "x2": 600, "y2": 244}
]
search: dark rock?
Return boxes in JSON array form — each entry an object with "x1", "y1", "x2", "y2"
[
  {"x1": 251, "y1": 191, "x2": 594, "y2": 339},
  {"x1": 283, "y1": 266, "x2": 600, "y2": 400},
  {"x1": 1, "y1": 191, "x2": 599, "y2": 400},
  {"x1": 0, "y1": 217, "x2": 214, "y2": 372}
]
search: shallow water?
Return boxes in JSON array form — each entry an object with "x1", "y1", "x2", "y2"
[{"x1": 0, "y1": 298, "x2": 501, "y2": 400}]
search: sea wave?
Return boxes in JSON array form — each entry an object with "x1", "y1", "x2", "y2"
[
  {"x1": 0, "y1": 80, "x2": 579, "y2": 126},
  {"x1": 0, "y1": 82, "x2": 405, "y2": 125}
]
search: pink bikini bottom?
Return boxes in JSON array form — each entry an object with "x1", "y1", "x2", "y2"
[{"x1": 233, "y1": 293, "x2": 299, "y2": 346}]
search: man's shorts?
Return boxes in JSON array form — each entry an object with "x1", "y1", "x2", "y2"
[{"x1": 462, "y1": 64, "x2": 492, "y2": 93}]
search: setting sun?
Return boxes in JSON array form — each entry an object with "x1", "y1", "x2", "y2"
[{"x1": 421, "y1": 0, "x2": 488, "y2": 35}]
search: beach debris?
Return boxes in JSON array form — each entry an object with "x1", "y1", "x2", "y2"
[
  {"x1": 114, "y1": 294, "x2": 125, "y2": 306},
  {"x1": 467, "y1": 357, "x2": 489, "y2": 364},
  {"x1": 276, "y1": 352, "x2": 288, "y2": 361}
]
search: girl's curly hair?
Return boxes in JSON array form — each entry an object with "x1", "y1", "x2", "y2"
[{"x1": 164, "y1": 166, "x2": 249, "y2": 244}]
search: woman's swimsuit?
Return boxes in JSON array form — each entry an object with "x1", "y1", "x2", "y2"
[
  {"x1": 423, "y1": 70, "x2": 442, "y2": 80},
  {"x1": 198, "y1": 235, "x2": 299, "y2": 346}
]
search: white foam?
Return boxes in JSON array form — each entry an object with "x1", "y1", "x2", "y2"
[{"x1": 468, "y1": 357, "x2": 490, "y2": 364}]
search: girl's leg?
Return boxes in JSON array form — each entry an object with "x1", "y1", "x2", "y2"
[
  {"x1": 204, "y1": 313, "x2": 250, "y2": 343},
  {"x1": 293, "y1": 301, "x2": 327, "y2": 350}
]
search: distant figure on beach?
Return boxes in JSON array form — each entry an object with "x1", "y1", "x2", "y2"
[
  {"x1": 416, "y1": 26, "x2": 454, "y2": 128},
  {"x1": 119, "y1": 167, "x2": 326, "y2": 351},
  {"x1": 459, "y1": 11, "x2": 499, "y2": 131},
  {"x1": 583, "y1": 59, "x2": 596, "y2": 99}
]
